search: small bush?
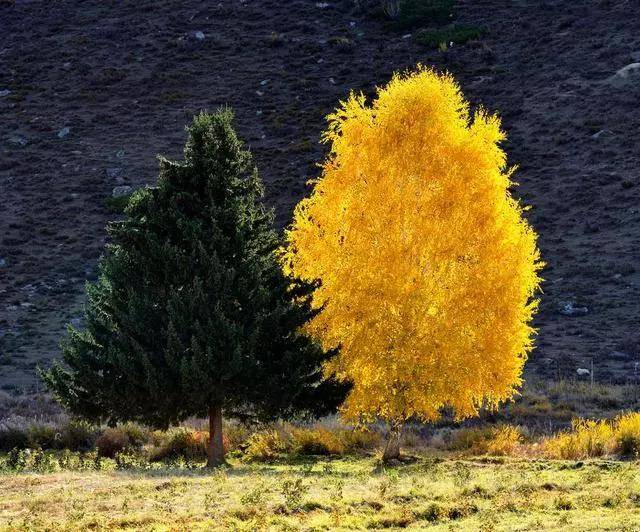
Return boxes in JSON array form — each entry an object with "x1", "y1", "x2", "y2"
[
  {"x1": 543, "y1": 419, "x2": 613, "y2": 459},
  {"x1": 445, "y1": 424, "x2": 523, "y2": 456},
  {"x1": 342, "y1": 427, "x2": 382, "y2": 451},
  {"x1": 0, "y1": 426, "x2": 30, "y2": 451},
  {"x1": 292, "y1": 427, "x2": 346, "y2": 456},
  {"x1": 415, "y1": 24, "x2": 487, "y2": 48},
  {"x1": 149, "y1": 429, "x2": 208, "y2": 462},
  {"x1": 446, "y1": 426, "x2": 494, "y2": 452},
  {"x1": 242, "y1": 429, "x2": 290, "y2": 462},
  {"x1": 27, "y1": 424, "x2": 58, "y2": 449},
  {"x1": 613, "y1": 412, "x2": 640, "y2": 456},
  {"x1": 281, "y1": 477, "x2": 309, "y2": 511},
  {"x1": 224, "y1": 422, "x2": 252, "y2": 452},
  {"x1": 486, "y1": 425, "x2": 523, "y2": 456},
  {"x1": 96, "y1": 423, "x2": 151, "y2": 458},
  {"x1": 58, "y1": 420, "x2": 98, "y2": 451},
  {"x1": 96, "y1": 427, "x2": 130, "y2": 458}
]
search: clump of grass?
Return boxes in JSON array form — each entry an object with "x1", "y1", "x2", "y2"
[
  {"x1": 543, "y1": 419, "x2": 613, "y2": 459},
  {"x1": 542, "y1": 413, "x2": 640, "y2": 459},
  {"x1": 242, "y1": 428, "x2": 290, "y2": 462},
  {"x1": 415, "y1": 24, "x2": 487, "y2": 48},
  {"x1": 292, "y1": 427, "x2": 346, "y2": 456},
  {"x1": 327, "y1": 36, "x2": 354, "y2": 52},
  {"x1": 613, "y1": 412, "x2": 640, "y2": 456},
  {"x1": 554, "y1": 495, "x2": 574, "y2": 511},
  {"x1": 443, "y1": 424, "x2": 524, "y2": 456}
]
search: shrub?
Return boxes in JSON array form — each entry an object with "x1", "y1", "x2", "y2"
[
  {"x1": 0, "y1": 425, "x2": 30, "y2": 451},
  {"x1": 446, "y1": 426, "x2": 494, "y2": 452},
  {"x1": 613, "y1": 412, "x2": 640, "y2": 456},
  {"x1": 292, "y1": 427, "x2": 346, "y2": 456},
  {"x1": 486, "y1": 426, "x2": 523, "y2": 456},
  {"x1": 96, "y1": 427, "x2": 130, "y2": 458},
  {"x1": 95, "y1": 423, "x2": 151, "y2": 458},
  {"x1": 444, "y1": 424, "x2": 523, "y2": 456},
  {"x1": 149, "y1": 429, "x2": 208, "y2": 462},
  {"x1": 119, "y1": 423, "x2": 151, "y2": 449},
  {"x1": 415, "y1": 24, "x2": 487, "y2": 49},
  {"x1": 242, "y1": 429, "x2": 291, "y2": 462},
  {"x1": 224, "y1": 422, "x2": 252, "y2": 452},
  {"x1": 543, "y1": 419, "x2": 613, "y2": 459},
  {"x1": 342, "y1": 427, "x2": 382, "y2": 451},
  {"x1": 58, "y1": 420, "x2": 98, "y2": 451},
  {"x1": 27, "y1": 424, "x2": 58, "y2": 449}
]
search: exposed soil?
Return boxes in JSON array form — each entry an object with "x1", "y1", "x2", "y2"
[{"x1": 1, "y1": 0, "x2": 639, "y2": 392}]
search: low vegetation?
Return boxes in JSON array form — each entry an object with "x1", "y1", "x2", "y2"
[
  {"x1": 3, "y1": 455, "x2": 640, "y2": 530},
  {"x1": 415, "y1": 24, "x2": 487, "y2": 48},
  {"x1": 4, "y1": 412, "x2": 640, "y2": 466},
  {"x1": 543, "y1": 412, "x2": 640, "y2": 459}
]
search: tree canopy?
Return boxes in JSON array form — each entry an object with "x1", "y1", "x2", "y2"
[
  {"x1": 43, "y1": 110, "x2": 347, "y2": 465},
  {"x1": 282, "y1": 68, "x2": 543, "y2": 455}
]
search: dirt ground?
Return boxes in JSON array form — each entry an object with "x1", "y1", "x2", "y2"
[{"x1": 1, "y1": 0, "x2": 639, "y2": 392}]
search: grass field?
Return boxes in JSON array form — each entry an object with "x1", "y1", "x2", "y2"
[{"x1": 2, "y1": 455, "x2": 640, "y2": 531}]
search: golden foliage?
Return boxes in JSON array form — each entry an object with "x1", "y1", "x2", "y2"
[
  {"x1": 542, "y1": 419, "x2": 614, "y2": 459},
  {"x1": 446, "y1": 425, "x2": 524, "y2": 456},
  {"x1": 543, "y1": 412, "x2": 640, "y2": 459},
  {"x1": 283, "y1": 67, "x2": 542, "y2": 425}
]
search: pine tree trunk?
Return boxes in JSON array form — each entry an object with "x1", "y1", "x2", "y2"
[
  {"x1": 382, "y1": 421, "x2": 402, "y2": 462},
  {"x1": 207, "y1": 404, "x2": 225, "y2": 467}
]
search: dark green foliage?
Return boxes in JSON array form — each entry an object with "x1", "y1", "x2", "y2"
[
  {"x1": 415, "y1": 24, "x2": 487, "y2": 48},
  {"x1": 0, "y1": 427, "x2": 29, "y2": 451},
  {"x1": 42, "y1": 110, "x2": 348, "y2": 430},
  {"x1": 104, "y1": 194, "x2": 130, "y2": 214},
  {"x1": 0, "y1": 420, "x2": 98, "y2": 452},
  {"x1": 396, "y1": 0, "x2": 454, "y2": 30}
]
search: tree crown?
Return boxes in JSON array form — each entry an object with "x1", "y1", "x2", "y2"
[
  {"x1": 43, "y1": 110, "x2": 345, "y2": 428},
  {"x1": 283, "y1": 68, "x2": 543, "y2": 425}
]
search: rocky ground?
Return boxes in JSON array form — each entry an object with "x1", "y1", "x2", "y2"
[{"x1": 1, "y1": 0, "x2": 639, "y2": 392}]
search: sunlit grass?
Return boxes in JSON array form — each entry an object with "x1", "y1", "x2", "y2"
[{"x1": 2, "y1": 456, "x2": 640, "y2": 530}]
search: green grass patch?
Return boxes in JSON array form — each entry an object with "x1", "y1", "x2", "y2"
[{"x1": 415, "y1": 24, "x2": 487, "y2": 48}]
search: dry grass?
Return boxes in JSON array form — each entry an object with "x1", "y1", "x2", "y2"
[
  {"x1": 542, "y1": 412, "x2": 640, "y2": 459},
  {"x1": 2, "y1": 456, "x2": 640, "y2": 530}
]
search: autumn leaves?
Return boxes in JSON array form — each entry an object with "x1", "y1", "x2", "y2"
[{"x1": 283, "y1": 68, "x2": 542, "y2": 456}]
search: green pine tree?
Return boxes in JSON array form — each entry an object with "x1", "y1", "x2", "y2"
[{"x1": 42, "y1": 110, "x2": 348, "y2": 466}]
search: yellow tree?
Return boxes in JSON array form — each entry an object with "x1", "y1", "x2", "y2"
[{"x1": 282, "y1": 67, "x2": 543, "y2": 460}]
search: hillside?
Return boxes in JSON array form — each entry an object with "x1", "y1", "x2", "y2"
[{"x1": 1, "y1": 0, "x2": 640, "y2": 392}]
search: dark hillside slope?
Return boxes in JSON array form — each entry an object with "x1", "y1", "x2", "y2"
[{"x1": 1, "y1": 0, "x2": 639, "y2": 391}]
